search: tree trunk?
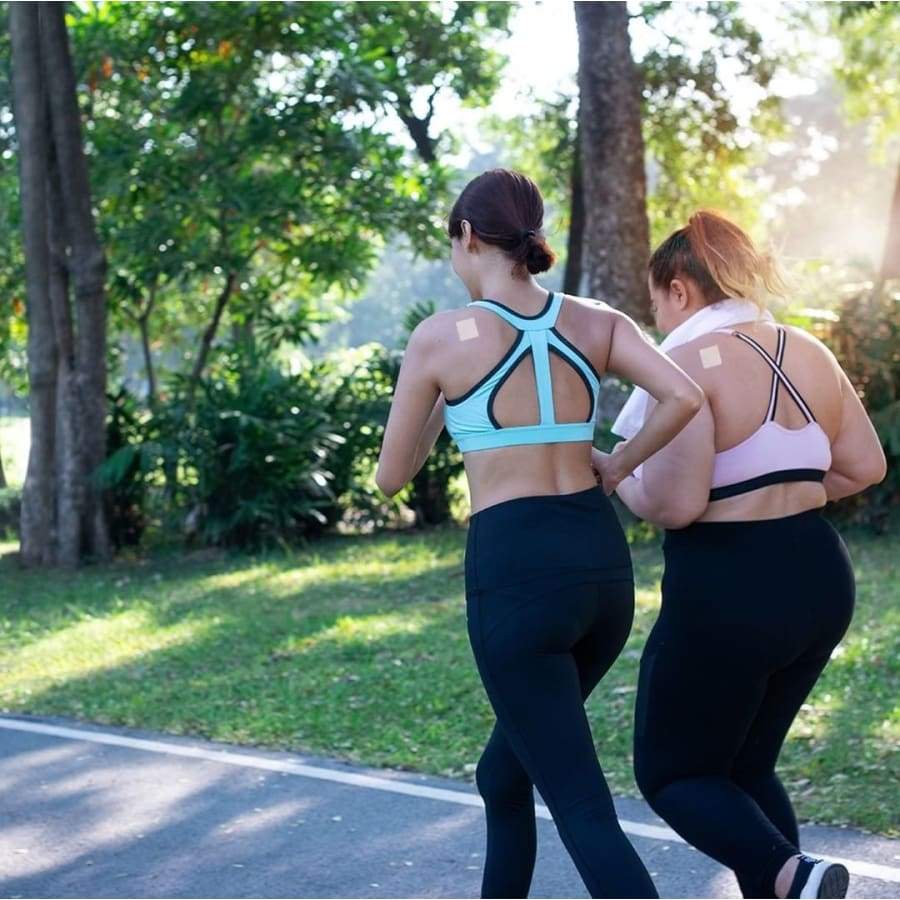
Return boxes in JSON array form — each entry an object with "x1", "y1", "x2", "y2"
[
  {"x1": 41, "y1": 1, "x2": 110, "y2": 561},
  {"x1": 10, "y1": 1, "x2": 58, "y2": 566},
  {"x1": 10, "y1": 2, "x2": 110, "y2": 566},
  {"x1": 879, "y1": 163, "x2": 900, "y2": 283},
  {"x1": 188, "y1": 270, "x2": 236, "y2": 399},
  {"x1": 575, "y1": 1, "x2": 651, "y2": 322},
  {"x1": 47, "y1": 144, "x2": 84, "y2": 566},
  {"x1": 563, "y1": 121, "x2": 585, "y2": 295}
]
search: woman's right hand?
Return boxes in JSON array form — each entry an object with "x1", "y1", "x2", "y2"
[{"x1": 591, "y1": 445, "x2": 629, "y2": 495}]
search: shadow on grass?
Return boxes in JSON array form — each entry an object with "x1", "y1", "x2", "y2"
[
  {"x1": 0, "y1": 524, "x2": 667, "y2": 784},
  {"x1": 0, "y1": 527, "x2": 488, "y2": 773}
]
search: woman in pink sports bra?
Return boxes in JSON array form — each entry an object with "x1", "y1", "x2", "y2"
[{"x1": 602, "y1": 211, "x2": 886, "y2": 900}]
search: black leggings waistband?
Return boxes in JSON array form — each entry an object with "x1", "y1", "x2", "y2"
[
  {"x1": 663, "y1": 507, "x2": 828, "y2": 555},
  {"x1": 466, "y1": 485, "x2": 633, "y2": 592}
]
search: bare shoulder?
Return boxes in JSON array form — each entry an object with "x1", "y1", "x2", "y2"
[
  {"x1": 780, "y1": 322, "x2": 834, "y2": 357},
  {"x1": 563, "y1": 293, "x2": 616, "y2": 322},
  {"x1": 563, "y1": 293, "x2": 611, "y2": 312},
  {"x1": 406, "y1": 308, "x2": 464, "y2": 349},
  {"x1": 667, "y1": 338, "x2": 713, "y2": 381}
]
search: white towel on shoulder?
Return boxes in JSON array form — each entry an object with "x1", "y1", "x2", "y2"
[{"x1": 612, "y1": 298, "x2": 773, "y2": 442}]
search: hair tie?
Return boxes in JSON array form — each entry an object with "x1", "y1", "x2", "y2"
[{"x1": 522, "y1": 229, "x2": 536, "y2": 239}]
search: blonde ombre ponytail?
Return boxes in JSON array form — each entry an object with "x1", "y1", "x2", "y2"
[{"x1": 649, "y1": 210, "x2": 786, "y2": 306}]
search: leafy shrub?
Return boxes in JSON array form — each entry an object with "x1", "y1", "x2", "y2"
[
  {"x1": 179, "y1": 355, "x2": 346, "y2": 547},
  {"x1": 787, "y1": 280, "x2": 899, "y2": 529},
  {"x1": 100, "y1": 353, "x2": 346, "y2": 549},
  {"x1": 317, "y1": 343, "x2": 401, "y2": 530},
  {"x1": 102, "y1": 388, "x2": 152, "y2": 548},
  {"x1": 98, "y1": 296, "x2": 467, "y2": 548}
]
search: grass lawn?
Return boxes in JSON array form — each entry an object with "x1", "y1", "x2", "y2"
[{"x1": 0, "y1": 523, "x2": 897, "y2": 835}]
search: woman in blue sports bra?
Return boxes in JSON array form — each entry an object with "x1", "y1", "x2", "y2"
[{"x1": 376, "y1": 169, "x2": 703, "y2": 899}]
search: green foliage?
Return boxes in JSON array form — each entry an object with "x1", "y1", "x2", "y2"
[
  {"x1": 483, "y1": 92, "x2": 576, "y2": 224},
  {"x1": 98, "y1": 315, "x2": 465, "y2": 547},
  {"x1": 101, "y1": 389, "x2": 153, "y2": 548},
  {"x1": 98, "y1": 352, "x2": 347, "y2": 548},
  {"x1": 638, "y1": 1, "x2": 785, "y2": 239},
  {"x1": 825, "y1": 286, "x2": 899, "y2": 527},
  {"x1": 487, "y1": 3, "x2": 784, "y2": 248},
  {"x1": 0, "y1": 1, "x2": 512, "y2": 403},
  {"x1": 177, "y1": 355, "x2": 346, "y2": 548},
  {"x1": 830, "y1": 1, "x2": 900, "y2": 158},
  {"x1": 785, "y1": 278, "x2": 899, "y2": 528},
  {"x1": 320, "y1": 242, "x2": 468, "y2": 351},
  {"x1": 317, "y1": 343, "x2": 402, "y2": 529}
]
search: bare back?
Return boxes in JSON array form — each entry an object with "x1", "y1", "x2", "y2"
[
  {"x1": 683, "y1": 321, "x2": 841, "y2": 521},
  {"x1": 433, "y1": 294, "x2": 612, "y2": 513}
]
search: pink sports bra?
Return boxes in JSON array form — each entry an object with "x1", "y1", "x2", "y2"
[{"x1": 709, "y1": 326, "x2": 832, "y2": 502}]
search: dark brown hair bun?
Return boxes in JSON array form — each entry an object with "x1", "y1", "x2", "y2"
[{"x1": 448, "y1": 169, "x2": 556, "y2": 277}]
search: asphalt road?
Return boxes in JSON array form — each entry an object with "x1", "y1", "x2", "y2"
[{"x1": 1, "y1": 715, "x2": 897, "y2": 899}]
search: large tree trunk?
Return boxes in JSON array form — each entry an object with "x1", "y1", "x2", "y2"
[
  {"x1": 575, "y1": 1, "x2": 651, "y2": 323},
  {"x1": 42, "y1": 1, "x2": 110, "y2": 560},
  {"x1": 10, "y1": 1, "x2": 110, "y2": 566},
  {"x1": 10, "y1": 2, "x2": 58, "y2": 566},
  {"x1": 47, "y1": 145, "x2": 85, "y2": 566}
]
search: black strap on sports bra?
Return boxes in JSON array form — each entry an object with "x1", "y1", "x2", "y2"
[
  {"x1": 708, "y1": 326, "x2": 825, "y2": 503},
  {"x1": 729, "y1": 327, "x2": 817, "y2": 424}
]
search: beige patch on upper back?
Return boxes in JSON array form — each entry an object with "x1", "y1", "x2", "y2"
[
  {"x1": 456, "y1": 317, "x2": 479, "y2": 341},
  {"x1": 700, "y1": 345, "x2": 723, "y2": 369}
]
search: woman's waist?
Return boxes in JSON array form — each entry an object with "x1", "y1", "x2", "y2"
[
  {"x1": 663, "y1": 506, "x2": 842, "y2": 559},
  {"x1": 466, "y1": 485, "x2": 633, "y2": 588},
  {"x1": 464, "y1": 447, "x2": 596, "y2": 516},
  {"x1": 699, "y1": 482, "x2": 827, "y2": 523}
]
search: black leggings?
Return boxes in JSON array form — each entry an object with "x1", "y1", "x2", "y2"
[
  {"x1": 634, "y1": 509, "x2": 855, "y2": 898},
  {"x1": 465, "y1": 486, "x2": 657, "y2": 899}
]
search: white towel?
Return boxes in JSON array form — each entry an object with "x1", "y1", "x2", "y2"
[{"x1": 612, "y1": 297, "x2": 773, "y2": 446}]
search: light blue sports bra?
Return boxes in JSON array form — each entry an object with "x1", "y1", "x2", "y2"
[{"x1": 444, "y1": 291, "x2": 602, "y2": 453}]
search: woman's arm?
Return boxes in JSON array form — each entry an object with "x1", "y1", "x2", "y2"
[
  {"x1": 609, "y1": 390, "x2": 716, "y2": 528},
  {"x1": 375, "y1": 321, "x2": 442, "y2": 497},
  {"x1": 410, "y1": 395, "x2": 447, "y2": 478},
  {"x1": 824, "y1": 364, "x2": 887, "y2": 501},
  {"x1": 597, "y1": 311, "x2": 705, "y2": 493}
]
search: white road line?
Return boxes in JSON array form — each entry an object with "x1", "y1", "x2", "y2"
[{"x1": 1, "y1": 716, "x2": 898, "y2": 884}]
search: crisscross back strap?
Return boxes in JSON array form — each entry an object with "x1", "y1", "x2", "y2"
[{"x1": 729, "y1": 327, "x2": 816, "y2": 423}]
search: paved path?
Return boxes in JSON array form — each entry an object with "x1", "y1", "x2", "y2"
[{"x1": 1, "y1": 715, "x2": 897, "y2": 899}]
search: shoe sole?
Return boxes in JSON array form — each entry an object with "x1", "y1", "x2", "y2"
[{"x1": 816, "y1": 863, "x2": 849, "y2": 898}]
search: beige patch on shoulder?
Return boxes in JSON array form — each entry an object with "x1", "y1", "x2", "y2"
[
  {"x1": 700, "y1": 345, "x2": 722, "y2": 369},
  {"x1": 456, "y1": 317, "x2": 479, "y2": 341}
]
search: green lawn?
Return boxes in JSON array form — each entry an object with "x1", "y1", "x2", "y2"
[{"x1": 0, "y1": 524, "x2": 897, "y2": 835}]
